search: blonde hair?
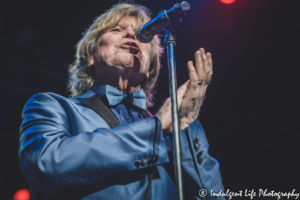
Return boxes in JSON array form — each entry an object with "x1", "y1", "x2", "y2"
[{"x1": 68, "y1": 3, "x2": 163, "y2": 107}]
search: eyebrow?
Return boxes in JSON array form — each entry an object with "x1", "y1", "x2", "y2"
[
  {"x1": 117, "y1": 23, "x2": 129, "y2": 28},
  {"x1": 117, "y1": 22, "x2": 138, "y2": 30}
]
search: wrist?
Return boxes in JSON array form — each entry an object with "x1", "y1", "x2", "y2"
[
  {"x1": 155, "y1": 114, "x2": 171, "y2": 136},
  {"x1": 179, "y1": 123, "x2": 189, "y2": 131}
]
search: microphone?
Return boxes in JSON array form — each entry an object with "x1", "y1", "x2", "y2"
[{"x1": 135, "y1": 1, "x2": 190, "y2": 43}]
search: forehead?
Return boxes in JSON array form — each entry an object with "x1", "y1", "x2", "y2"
[{"x1": 117, "y1": 16, "x2": 140, "y2": 28}]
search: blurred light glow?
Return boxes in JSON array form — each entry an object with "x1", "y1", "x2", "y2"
[
  {"x1": 13, "y1": 189, "x2": 30, "y2": 200},
  {"x1": 220, "y1": 0, "x2": 236, "y2": 4}
]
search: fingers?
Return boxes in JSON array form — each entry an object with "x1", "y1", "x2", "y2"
[
  {"x1": 177, "y1": 79, "x2": 189, "y2": 96},
  {"x1": 187, "y1": 61, "x2": 198, "y2": 90},
  {"x1": 195, "y1": 50, "x2": 204, "y2": 81},
  {"x1": 177, "y1": 80, "x2": 190, "y2": 106},
  {"x1": 200, "y1": 48, "x2": 209, "y2": 79},
  {"x1": 207, "y1": 52, "x2": 212, "y2": 66},
  {"x1": 194, "y1": 48, "x2": 213, "y2": 84},
  {"x1": 206, "y1": 52, "x2": 213, "y2": 82}
]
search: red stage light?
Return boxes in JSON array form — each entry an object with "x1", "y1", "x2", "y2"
[
  {"x1": 13, "y1": 189, "x2": 30, "y2": 200},
  {"x1": 220, "y1": 0, "x2": 236, "y2": 4}
]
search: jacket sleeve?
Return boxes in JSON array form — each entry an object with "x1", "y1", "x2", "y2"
[
  {"x1": 167, "y1": 119, "x2": 226, "y2": 200},
  {"x1": 18, "y1": 93, "x2": 169, "y2": 196}
]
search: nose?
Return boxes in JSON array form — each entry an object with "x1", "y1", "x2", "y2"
[{"x1": 124, "y1": 28, "x2": 137, "y2": 40}]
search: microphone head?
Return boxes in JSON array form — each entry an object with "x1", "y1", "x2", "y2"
[
  {"x1": 173, "y1": 1, "x2": 190, "y2": 16},
  {"x1": 135, "y1": 23, "x2": 153, "y2": 43}
]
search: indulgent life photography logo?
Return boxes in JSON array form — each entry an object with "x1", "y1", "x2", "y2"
[{"x1": 198, "y1": 189, "x2": 299, "y2": 199}]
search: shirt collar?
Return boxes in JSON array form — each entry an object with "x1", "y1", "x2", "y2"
[{"x1": 90, "y1": 83, "x2": 107, "y2": 99}]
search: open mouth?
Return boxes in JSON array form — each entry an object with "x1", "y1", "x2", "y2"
[{"x1": 120, "y1": 42, "x2": 141, "y2": 54}]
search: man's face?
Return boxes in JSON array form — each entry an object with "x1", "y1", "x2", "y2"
[{"x1": 92, "y1": 16, "x2": 151, "y2": 83}]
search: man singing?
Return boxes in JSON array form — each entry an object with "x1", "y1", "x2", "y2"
[{"x1": 19, "y1": 3, "x2": 225, "y2": 200}]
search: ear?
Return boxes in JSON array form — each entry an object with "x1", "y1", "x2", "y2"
[
  {"x1": 145, "y1": 72, "x2": 149, "y2": 80},
  {"x1": 87, "y1": 58, "x2": 95, "y2": 68}
]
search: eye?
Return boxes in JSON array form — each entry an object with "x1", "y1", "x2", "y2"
[{"x1": 111, "y1": 28, "x2": 121, "y2": 32}]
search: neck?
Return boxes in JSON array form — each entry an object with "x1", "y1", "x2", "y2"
[{"x1": 93, "y1": 66, "x2": 145, "y2": 94}]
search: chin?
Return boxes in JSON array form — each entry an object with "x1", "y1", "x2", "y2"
[{"x1": 116, "y1": 54, "x2": 143, "y2": 71}]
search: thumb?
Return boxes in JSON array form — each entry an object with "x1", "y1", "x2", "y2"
[{"x1": 177, "y1": 80, "x2": 190, "y2": 108}]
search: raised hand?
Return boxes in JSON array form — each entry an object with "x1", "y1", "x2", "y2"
[{"x1": 178, "y1": 48, "x2": 213, "y2": 130}]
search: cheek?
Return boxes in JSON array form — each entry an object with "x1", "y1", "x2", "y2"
[
  {"x1": 145, "y1": 44, "x2": 151, "y2": 58},
  {"x1": 143, "y1": 44, "x2": 151, "y2": 65},
  {"x1": 95, "y1": 37, "x2": 117, "y2": 61},
  {"x1": 146, "y1": 45, "x2": 152, "y2": 70},
  {"x1": 98, "y1": 34, "x2": 117, "y2": 48}
]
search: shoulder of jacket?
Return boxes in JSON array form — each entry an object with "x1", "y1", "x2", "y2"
[
  {"x1": 28, "y1": 92, "x2": 67, "y2": 101},
  {"x1": 25, "y1": 92, "x2": 73, "y2": 107},
  {"x1": 27, "y1": 90, "x2": 95, "y2": 106}
]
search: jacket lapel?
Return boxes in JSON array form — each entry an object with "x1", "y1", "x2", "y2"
[
  {"x1": 142, "y1": 110, "x2": 151, "y2": 118},
  {"x1": 77, "y1": 95, "x2": 121, "y2": 128}
]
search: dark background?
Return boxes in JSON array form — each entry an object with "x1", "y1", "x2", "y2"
[{"x1": 0, "y1": 0, "x2": 299, "y2": 199}]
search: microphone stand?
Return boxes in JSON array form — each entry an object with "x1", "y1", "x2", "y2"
[
  {"x1": 163, "y1": 3, "x2": 190, "y2": 200},
  {"x1": 135, "y1": 2, "x2": 190, "y2": 199},
  {"x1": 164, "y1": 28, "x2": 184, "y2": 200}
]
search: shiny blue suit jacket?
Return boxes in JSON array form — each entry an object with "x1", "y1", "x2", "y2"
[{"x1": 19, "y1": 88, "x2": 225, "y2": 200}]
